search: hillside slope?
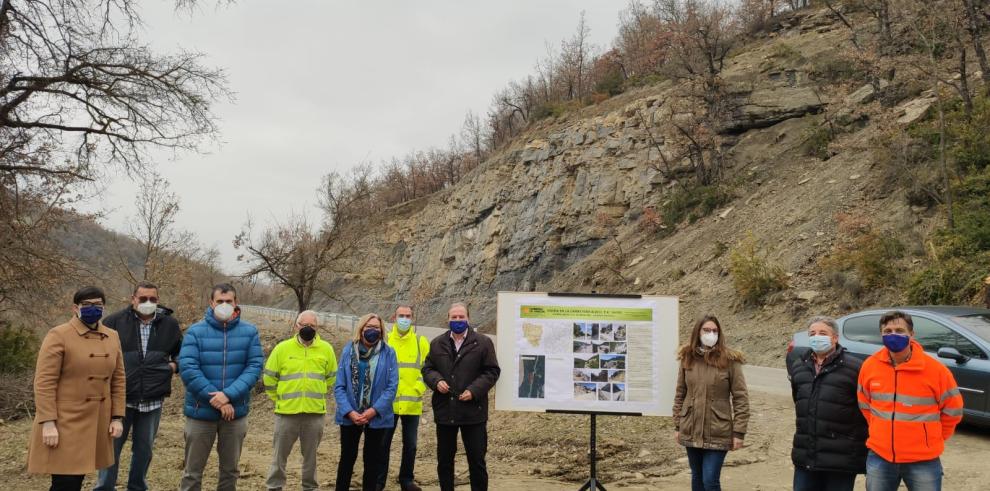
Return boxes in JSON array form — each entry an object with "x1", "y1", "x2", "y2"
[{"x1": 306, "y1": 8, "x2": 959, "y2": 366}]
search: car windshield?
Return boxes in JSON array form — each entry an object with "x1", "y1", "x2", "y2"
[{"x1": 952, "y1": 314, "x2": 990, "y2": 343}]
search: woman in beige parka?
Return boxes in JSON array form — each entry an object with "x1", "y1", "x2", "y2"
[{"x1": 672, "y1": 314, "x2": 749, "y2": 491}]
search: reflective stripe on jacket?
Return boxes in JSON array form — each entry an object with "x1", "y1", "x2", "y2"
[
  {"x1": 263, "y1": 334, "x2": 337, "y2": 415},
  {"x1": 386, "y1": 325, "x2": 430, "y2": 415},
  {"x1": 857, "y1": 338, "x2": 964, "y2": 463}
]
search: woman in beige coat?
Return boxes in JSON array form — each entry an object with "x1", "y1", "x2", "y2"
[
  {"x1": 672, "y1": 315, "x2": 749, "y2": 491},
  {"x1": 27, "y1": 286, "x2": 125, "y2": 491}
]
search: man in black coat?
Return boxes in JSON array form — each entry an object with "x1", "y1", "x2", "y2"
[
  {"x1": 422, "y1": 303, "x2": 500, "y2": 491},
  {"x1": 787, "y1": 315, "x2": 868, "y2": 491},
  {"x1": 94, "y1": 281, "x2": 183, "y2": 491}
]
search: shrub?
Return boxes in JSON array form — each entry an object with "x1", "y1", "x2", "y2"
[
  {"x1": 532, "y1": 100, "x2": 584, "y2": 120},
  {"x1": 801, "y1": 124, "x2": 833, "y2": 160},
  {"x1": 907, "y1": 168, "x2": 990, "y2": 304},
  {"x1": 593, "y1": 68, "x2": 625, "y2": 97},
  {"x1": 821, "y1": 213, "x2": 905, "y2": 289},
  {"x1": 0, "y1": 322, "x2": 38, "y2": 374},
  {"x1": 637, "y1": 206, "x2": 663, "y2": 234},
  {"x1": 809, "y1": 53, "x2": 866, "y2": 83},
  {"x1": 729, "y1": 233, "x2": 788, "y2": 305},
  {"x1": 661, "y1": 185, "x2": 732, "y2": 231},
  {"x1": 623, "y1": 73, "x2": 667, "y2": 89}
]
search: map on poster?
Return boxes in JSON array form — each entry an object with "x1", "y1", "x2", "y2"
[{"x1": 494, "y1": 292, "x2": 678, "y2": 416}]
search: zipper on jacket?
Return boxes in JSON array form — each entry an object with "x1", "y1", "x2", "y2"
[
  {"x1": 891, "y1": 368, "x2": 898, "y2": 463},
  {"x1": 222, "y1": 322, "x2": 228, "y2": 392}
]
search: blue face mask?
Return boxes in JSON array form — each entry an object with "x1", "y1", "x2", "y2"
[
  {"x1": 882, "y1": 333, "x2": 911, "y2": 353},
  {"x1": 808, "y1": 335, "x2": 833, "y2": 354},
  {"x1": 449, "y1": 320, "x2": 469, "y2": 334},
  {"x1": 396, "y1": 318, "x2": 412, "y2": 332},
  {"x1": 363, "y1": 328, "x2": 381, "y2": 344},
  {"x1": 78, "y1": 305, "x2": 104, "y2": 326}
]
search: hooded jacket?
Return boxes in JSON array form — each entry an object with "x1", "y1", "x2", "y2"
[
  {"x1": 672, "y1": 350, "x2": 749, "y2": 451},
  {"x1": 102, "y1": 305, "x2": 182, "y2": 403},
  {"x1": 179, "y1": 306, "x2": 264, "y2": 421}
]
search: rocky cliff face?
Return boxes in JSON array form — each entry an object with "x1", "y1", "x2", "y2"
[{"x1": 310, "y1": 9, "x2": 938, "y2": 366}]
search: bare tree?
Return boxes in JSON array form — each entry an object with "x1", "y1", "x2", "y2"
[
  {"x1": 656, "y1": 0, "x2": 739, "y2": 186},
  {"x1": 461, "y1": 110, "x2": 485, "y2": 163},
  {"x1": 127, "y1": 173, "x2": 182, "y2": 281},
  {"x1": 0, "y1": 0, "x2": 228, "y2": 313},
  {"x1": 235, "y1": 169, "x2": 371, "y2": 312},
  {"x1": 961, "y1": 0, "x2": 990, "y2": 88}
]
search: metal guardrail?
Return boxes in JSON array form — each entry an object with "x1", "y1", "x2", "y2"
[{"x1": 239, "y1": 304, "x2": 360, "y2": 332}]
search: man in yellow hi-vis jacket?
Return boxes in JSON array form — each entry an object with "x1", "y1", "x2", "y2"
[
  {"x1": 263, "y1": 310, "x2": 337, "y2": 491},
  {"x1": 378, "y1": 305, "x2": 430, "y2": 491}
]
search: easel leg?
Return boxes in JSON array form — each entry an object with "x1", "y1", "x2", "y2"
[{"x1": 578, "y1": 414, "x2": 607, "y2": 491}]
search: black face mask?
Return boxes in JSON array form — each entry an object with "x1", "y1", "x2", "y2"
[{"x1": 298, "y1": 326, "x2": 316, "y2": 341}]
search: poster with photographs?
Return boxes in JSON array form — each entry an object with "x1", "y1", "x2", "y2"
[{"x1": 494, "y1": 292, "x2": 679, "y2": 416}]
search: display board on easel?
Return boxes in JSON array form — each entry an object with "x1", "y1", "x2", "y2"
[{"x1": 494, "y1": 291, "x2": 679, "y2": 417}]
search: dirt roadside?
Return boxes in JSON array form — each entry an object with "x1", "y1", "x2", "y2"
[{"x1": 2, "y1": 318, "x2": 988, "y2": 490}]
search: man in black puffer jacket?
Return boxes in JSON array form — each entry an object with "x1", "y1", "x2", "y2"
[
  {"x1": 95, "y1": 281, "x2": 183, "y2": 491},
  {"x1": 787, "y1": 315, "x2": 867, "y2": 491}
]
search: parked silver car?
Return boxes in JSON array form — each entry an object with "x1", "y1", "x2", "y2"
[{"x1": 787, "y1": 306, "x2": 990, "y2": 426}]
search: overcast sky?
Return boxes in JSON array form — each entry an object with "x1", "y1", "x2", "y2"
[{"x1": 85, "y1": 1, "x2": 624, "y2": 273}]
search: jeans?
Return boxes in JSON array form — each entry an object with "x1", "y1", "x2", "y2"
[
  {"x1": 50, "y1": 474, "x2": 83, "y2": 491},
  {"x1": 379, "y1": 414, "x2": 420, "y2": 487},
  {"x1": 265, "y1": 413, "x2": 326, "y2": 491},
  {"x1": 793, "y1": 466, "x2": 857, "y2": 491},
  {"x1": 866, "y1": 450, "x2": 943, "y2": 491},
  {"x1": 685, "y1": 447, "x2": 727, "y2": 491},
  {"x1": 336, "y1": 424, "x2": 387, "y2": 491},
  {"x1": 179, "y1": 416, "x2": 250, "y2": 491},
  {"x1": 436, "y1": 423, "x2": 488, "y2": 491},
  {"x1": 94, "y1": 407, "x2": 163, "y2": 491}
]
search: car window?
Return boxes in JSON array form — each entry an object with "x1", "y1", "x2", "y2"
[
  {"x1": 842, "y1": 315, "x2": 882, "y2": 345},
  {"x1": 953, "y1": 314, "x2": 990, "y2": 344},
  {"x1": 912, "y1": 317, "x2": 958, "y2": 354},
  {"x1": 954, "y1": 335, "x2": 988, "y2": 359}
]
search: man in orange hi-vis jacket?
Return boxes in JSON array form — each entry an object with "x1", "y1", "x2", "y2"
[{"x1": 857, "y1": 311, "x2": 964, "y2": 491}]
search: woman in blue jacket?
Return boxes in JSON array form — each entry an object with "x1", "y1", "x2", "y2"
[{"x1": 334, "y1": 313, "x2": 399, "y2": 491}]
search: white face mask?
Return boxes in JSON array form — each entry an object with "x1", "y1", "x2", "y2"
[
  {"x1": 214, "y1": 302, "x2": 235, "y2": 321},
  {"x1": 700, "y1": 331, "x2": 719, "y2": 348},
  {"x1": 136, "y1": 302, "x2": 157, "y2": 316}
]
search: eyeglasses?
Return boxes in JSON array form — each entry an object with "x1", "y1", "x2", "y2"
[
  {"x1": 701, "y1": 328, "x2": 719, "y2": 334},
  {"x1": 136, "y1": 296, "x2": 159, "y2": 303}
]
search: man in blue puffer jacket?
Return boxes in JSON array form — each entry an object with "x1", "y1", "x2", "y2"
[{"x1": 178, "y1": 283, "x2": 264, "y2": 491}]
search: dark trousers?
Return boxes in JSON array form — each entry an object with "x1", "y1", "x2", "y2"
[
  {"x1": 436, "y1": 423, "x2": 488, "y2": 491},
  {"x1": 685, "y1": 447, "x2": 727, "y2": 491},
  {"x1": 50, "y1": 474, "x2": 84, "y2": 491},
  {"x1": 379, "y1": 414, "x2": 420, "y2": 487},
  {"x1": 793, "y1": 467, "x2": 857, "y2": 491},
  {"x1": 336, "y1": 424, "x2": 387, "y2": 491},
  {"x1": 95, "y1": 406, "x2": 163, "y2": 491}
]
